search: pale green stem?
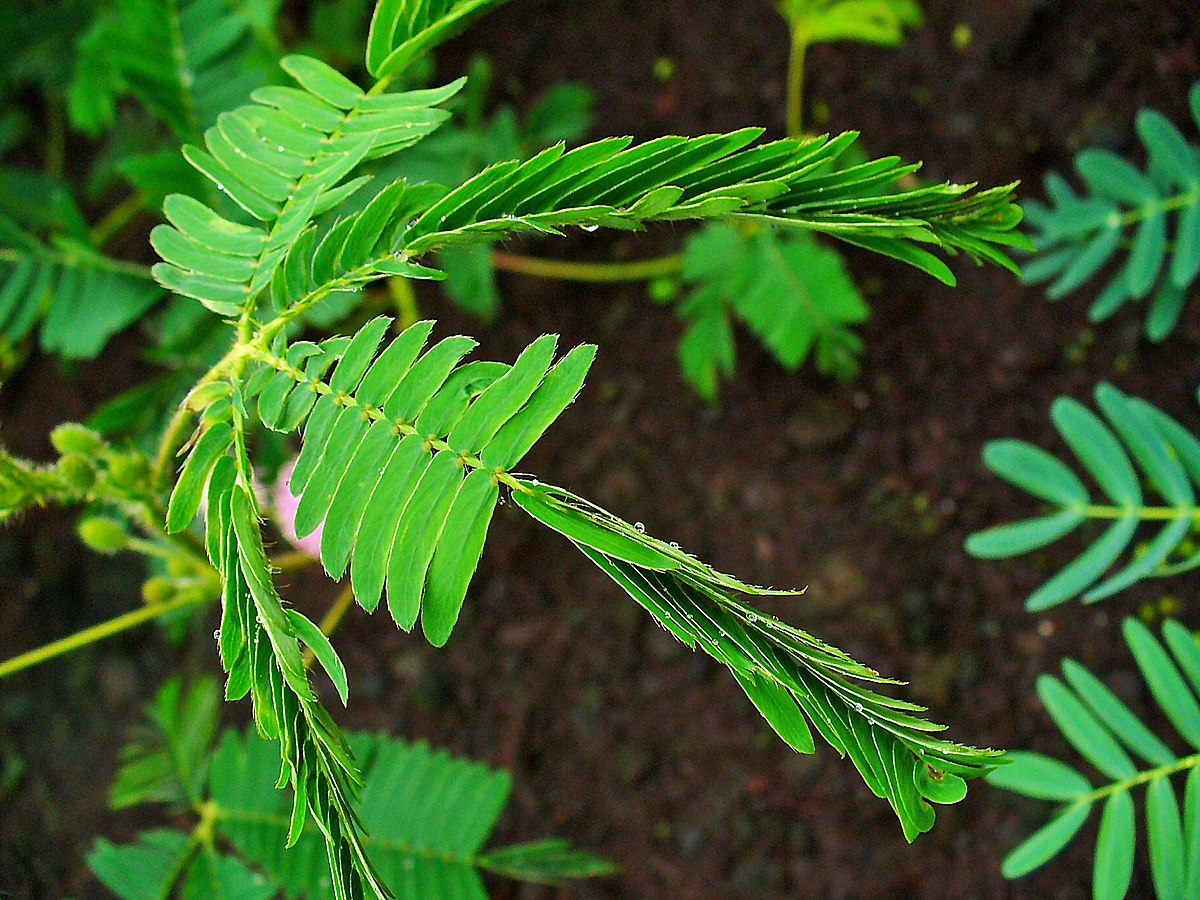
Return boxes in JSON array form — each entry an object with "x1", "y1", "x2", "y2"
[
  {"x1": 786, "y1": 27, "x2": 810, "y2": 139},
  {"x1": 1074, "y1": 503, "x2": 1200, "y2": 521},
  {"x1": 1075, "y1": 752, "x2": 1200, "y2": 806},
  {"x1": 490, "y1": 249, "x2": 683, "y2": 283},
  {"x1": 90, "y1": 194, "x2": 147, "y2": 251},
  {"x1": 0, "y1": 593, "x2": 205, "y2": 680},
  {"x1": 1116, "y1": 189, "x2": 1200, "y2": 229}
]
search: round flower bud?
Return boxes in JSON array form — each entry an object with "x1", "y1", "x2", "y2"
[
  {"x1": 77, "y1": 517, "x2": 129, "y2": 554},
  {"x1": 50, "y1": 423, "x2": 104, "y2": 456}
]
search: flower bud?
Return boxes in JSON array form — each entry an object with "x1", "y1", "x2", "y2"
[
  {"x1": 78, "y1": 517, "x2": 129, "y2": 554},
  {"x1": 50, "y1": 423, "x2": 104, "y2": 456}
]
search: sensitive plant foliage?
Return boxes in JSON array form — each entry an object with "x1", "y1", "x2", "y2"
[
  {"x1": 966, "y1": 383, "x2": 1200, "y2": 611},
  {"x1": 68, "y1": 0, "x2": 282, "y2": 142},
  {"x1": 89, "y1": 678, "x2": 612, "y2": 899},
  {"x1": 777, "y1": 0, "x2": 922, "y2": 46},
  {"x1": 1023, "y1": 83, "x2": 1200, "y2": 341},
  {"x1": 0, "y1": 0, "x2": 1032, "y2": 893},
  {"x1": 653, "y1": 0, "x2": 929, "y2": 398},
  {"x1": 389, "y1": 54, "x2": 596, "y2": 320},
  {"x1": 669, "y1": 222, "x2": 868, "y2": 400},
  {"x1": 0, "y1": 204, "x2": 163, "y2": 363},
  {"x1": 146, "y1": 0, "x2": 1026, "y2": 880},
  {"x1": 988, "y1": 619, "x2": 1200, "y2": 900}
]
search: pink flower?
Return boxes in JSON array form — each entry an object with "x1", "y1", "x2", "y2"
[{"x1": 273, "y1": 458, "x2": 323, "y2": 558}]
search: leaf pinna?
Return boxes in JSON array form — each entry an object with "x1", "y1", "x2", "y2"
[
  {"x1": 1023, "y1": 82, "x2": 1200, "y2": 341},
  {"x1": 989, "y1": 618, "x2": 1200, "y2": 899},
  {"x1": 967, "y1": 384, "x2": 1200, "y2": 610}
]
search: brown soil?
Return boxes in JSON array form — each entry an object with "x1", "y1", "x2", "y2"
[{"x1": 3, "y1": 1, "x2": 1200, "y2": 898}]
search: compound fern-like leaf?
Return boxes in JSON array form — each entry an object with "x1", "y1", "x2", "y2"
[
  {"x1": 989, "y1": 618, "x2": 1200, "y2": 898},
  {"x1": 675, "y1": 222, "x2": 868, "y2": 399},
  {"x1": 209, "y1": 727, "x2": 614, "y2": 897},
  {"x1": 966, "y1": 383, "x2": 1200, "y2": 610},
  {"x1": 150, "y1": 56, "x2": 463, "y2": 316},
  {"x1": 367, "y1": 0, "x2": 511, "y2": 79},
  {"x1": 68, "y1": 0, "x2": 281, "y2": 141},
  {"x1": 1023, "y1": 82, "x2": 1200, "y2": 340}
]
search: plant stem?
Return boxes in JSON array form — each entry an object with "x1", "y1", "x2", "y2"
[
  {"x1": 303, "y1": 582, "x2": 355, "y2": 668},
  {"x1": 273, "y1": 550, "x2": 320, "y2": 575},
  {"x1": 1075, "y1": 503, "x2": 1200, "y2": 521},
  {"x1": 0, "y1": 593, "x2": 206, "y2": 680},
  {"x1": 90, "y1": 193, "x2": 146, "y2": 251},
  {"x1": 490, "y1": 250, "x2": 683, "y2": 283},
  {"x1": 1076, "y1": 752, "x2": 1200, "y2": 806},
  {"x1": 786, "y1": 27, "x2": 810, "y2": 139}
]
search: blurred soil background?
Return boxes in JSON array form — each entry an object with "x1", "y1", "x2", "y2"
[{"x1": 2, "y1": 0, "x2": 1200, "y2": 897}]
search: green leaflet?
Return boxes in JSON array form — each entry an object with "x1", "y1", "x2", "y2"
[
  {"x1": 423, "y1": 468, "x2": 499, "y2": 646},
  {"x1": 167, "y1": 420, "x2": 233, "y2": 533},
  {"x1": 985, "y1": 751, "x2": 1091, "y2": 801},
  {"x1": 1094, "y1": 791, "x2": 1136, "y2": 900},
  {"x1": 386, "y1": 451, "x2": 463, "y2": 631},
  {"x1": 287, "y1": 609, "x2": 349, "y2": 706},
  {"x1": 512, "y1": 484, "x2": 680, "y2": 571},
  {"x1": 1000, "y1": 804, "x2": 1091, "y2": 879}
]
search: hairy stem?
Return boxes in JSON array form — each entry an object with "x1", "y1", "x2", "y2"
[{"x1": 491, "y1": 250, "x2": 683, "y2": 283}]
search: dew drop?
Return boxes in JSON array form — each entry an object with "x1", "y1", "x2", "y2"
[
  {"x1": 669, "y1": 541, "x2": 680, "y2": 549},
  {"x1": 216, "y1": 182, "x2": 225, "y2": 192},
  {"x1": 583, "y1": 224, "x2": 599, "y2": 232},
  {"x1": 853, "y1": 702, "x2": 863, "y2": 712},
  {"x1": 917, "y1": 748, "x2": 925, "y2": 756},
  {"x1": 256, "y1": 614, "x2": 264, "y2": 625},
  {"x1": 277, "y1": 145, "x2": 285, "y2": 152},
  {"x1": 213, "y1": 629, "x2": 221, "y2": 641},
  {"x1": 747, "y1": 613, "x2": 758, "y2": 623},
  {"x1": 634, "y1": 521, "x2": 645, "y2": 533}
]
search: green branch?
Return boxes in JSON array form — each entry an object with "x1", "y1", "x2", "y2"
[
  {"x1": 490, "y1": 250, "x2": 682, "y2": 283},
  {"x1": 0, "y1": 593, "x2": 206, "y2": 680}
]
